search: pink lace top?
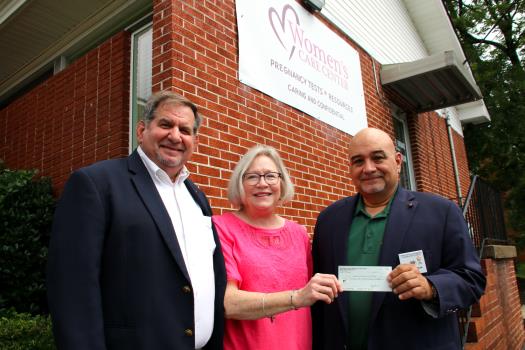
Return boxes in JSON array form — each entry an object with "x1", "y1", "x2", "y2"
[{"x1": 212, "y1": 212, "x2": 313, "y2": 350}]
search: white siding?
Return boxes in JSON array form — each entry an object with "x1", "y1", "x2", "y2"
[
  {"x1": 321, "y1": 0, "x2": 474, "y2": 134},
  {"x1": 321, "y1": 0, "x2": 428, "y2": 64},
  {"x1": 437, "y1": 108, "x2": 464, "y2": 137},
  {"x1": 403, "y1": 0, "x2": 463, "y2": 56}
]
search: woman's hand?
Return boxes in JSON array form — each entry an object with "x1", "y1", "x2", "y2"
[
  {"x1": 294, "y1": 273, "x2": 343, "y2": 307},
  {"x1": 223, "y1": 274, "x2": 342, "y2": 320}
]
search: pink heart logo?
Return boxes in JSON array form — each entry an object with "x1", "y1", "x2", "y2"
[{"x1": 268, "y1": 4, "x2": 300, "y2": 60}]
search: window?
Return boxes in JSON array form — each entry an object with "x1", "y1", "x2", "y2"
[
  {"x1": 393, "y1": 112, "x2": 416, "y2": 190},
  {"x1": 130, "y1": 24, "x2": 152, "y2": 151}
]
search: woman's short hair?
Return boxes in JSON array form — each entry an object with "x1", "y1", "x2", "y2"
[
  {"x1": 142, "y1": 90, "x2": 202, "y2": 134},
  {"x1": 228, "y1": 145, "x2": 295, "y2": 208}
]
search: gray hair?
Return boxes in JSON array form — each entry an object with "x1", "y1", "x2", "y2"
[
  {"x1": 142, "y1": 90, "x2": 203, "y2": 134},
  {"x1": 228, "y1": 145, "x2": 295, "y2": 208}
]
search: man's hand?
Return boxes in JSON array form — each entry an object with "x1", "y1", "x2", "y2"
[{"x1": 388, "y1": 264, "x2": 433, "y2": 301}]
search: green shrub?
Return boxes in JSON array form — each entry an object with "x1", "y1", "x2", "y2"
[
  {"x1": 0, "y1": 162, "x2": 54, "y2": 314},
  {"x1": 516, "y1": 261, "x2": 525, "y2": 280},
  {"x1": 0, "y1": 309, "x2": 55, "y2": 349}
]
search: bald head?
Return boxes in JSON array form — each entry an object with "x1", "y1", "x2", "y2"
[
  {"x1": 350, "y1": 128, "x2": 397, "y2": 155},
  {"x1": 349, "y1": 127, "x2": 402, "y2": 205}
]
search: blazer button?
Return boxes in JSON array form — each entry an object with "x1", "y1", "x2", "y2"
[
  {"x1": 182, "y1": 285, "x2": 192, "y2": 294},
  {"x1": 184, "y1": 329, "x2": 193, "y2": 337}
]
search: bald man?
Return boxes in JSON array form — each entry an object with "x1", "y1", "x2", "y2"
[{"x1": 311, "y1": 128, "x2": 485, "y2": 350}]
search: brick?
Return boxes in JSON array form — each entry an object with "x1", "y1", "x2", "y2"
[{"x1": 3, "y1": 7, "x2": 522, "y2": 349}]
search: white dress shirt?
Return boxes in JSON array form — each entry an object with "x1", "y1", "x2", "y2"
[{"x1": 138, "y1": 147, "x2": 216, "y2": 349}]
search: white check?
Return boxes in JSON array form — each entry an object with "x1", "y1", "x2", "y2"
[{"x1": 338, "y1": 266, "x2": 392, "y2": 292}]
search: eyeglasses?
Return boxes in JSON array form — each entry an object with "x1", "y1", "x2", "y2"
[{"x1": 243, "y1": 172, "x2": 282, "y2": 185}]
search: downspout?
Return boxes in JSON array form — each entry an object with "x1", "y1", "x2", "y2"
[{"x1": 445, "y1": 112, "x2": 463, "y2": 206}]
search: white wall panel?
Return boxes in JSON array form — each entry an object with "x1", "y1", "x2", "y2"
[{"x1": 322, "y1": 0, "x2": 428, "y2": 64}]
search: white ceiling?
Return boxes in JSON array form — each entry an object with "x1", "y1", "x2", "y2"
[{"x1": 0, "y1": 0, "x2": 151, "y2": 102}]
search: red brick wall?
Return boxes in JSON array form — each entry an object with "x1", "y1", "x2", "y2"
[
  {"x1": 0, "y1": 31, "x2": 130, "y2": 192},
  {"x1": 409, "y1": 111, "x2": 470, "y2": 203},
  {"x1": 1, "y1": 0, "x2": 522, "y2": 346},
  {"x1": 0, "y1": 0, "x2": 476, "y2": 233},
  {"x1": 466, "y1": 259, "x2": 525, "y2": 350},
  {"x1": 149, "y1": 0, "x2": 473, "y2": 232},
  {"x1": 151, "y1": 0, "x2": 357, "y2": 231}
]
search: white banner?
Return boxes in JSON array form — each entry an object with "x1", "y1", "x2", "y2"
[{"x1": 237, "y1": 0, "x2": 367, "y2": 136}]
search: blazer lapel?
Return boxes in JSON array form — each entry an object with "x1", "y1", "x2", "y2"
[
  {"x1": 127, "y1": 151, "x2": 191, "y2": 282},
  {"x1": 369, "y1": 187, "x2": 417, "y2": 326},
  {"x1": 184, "y1": 179, "x2": 211, "y2": 217},
  {"x1": 333, "y1": 196, "x2": 358, "y2": 336}
]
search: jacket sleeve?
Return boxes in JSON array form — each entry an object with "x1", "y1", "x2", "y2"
[
  {"x1": 47, "y1": 169, "x2": 107, "y2": 350},
  {"x1": 311, "y1": 212, "x2": 327, "y2": 350},
  {"x1": 426, "y1": 200, "x2": 486, "y2": 317}
]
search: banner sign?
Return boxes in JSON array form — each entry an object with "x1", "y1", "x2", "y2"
[{"x1": 237, "y1": 0, "x2": 367, "y2": 135}]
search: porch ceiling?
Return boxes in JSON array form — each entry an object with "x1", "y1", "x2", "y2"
[
  {"x1": 0, "y1": 0, "x2": 150, "y2": 103},
  {"x1": 381, "y1": 51, "x2": 482, "y2": 113}
]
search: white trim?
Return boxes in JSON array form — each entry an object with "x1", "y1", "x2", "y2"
[
  {"x1": 393, "y1": 111, "x2": 416, "y2": 190},
  {"x1": 129, "y1": 23, "x2": 152, "y2": 154},
  {"x1": 53, "y1": 56, "x2": 68, "y2": 74},
  {"x1": 455, "y1": 100, "x2": 490, "y2": 125},
  {"x1": 0, "y1": 0, "x2": 28, "y2": 25},
  {"x1": 125, "y1": 11, "x2": 152, "y2": 32}
]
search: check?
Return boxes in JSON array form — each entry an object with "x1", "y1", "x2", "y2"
[{"x1": 338, "y1": 266, "x2": 392, "y2": 292}]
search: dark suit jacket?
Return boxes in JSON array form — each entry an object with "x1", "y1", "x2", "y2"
[
  {"x1": 47, "y1": 151, "x2": 226, "y2": 350},
  {"x1": 312, "y1": 187, "x2": 485, "y2": 350}
]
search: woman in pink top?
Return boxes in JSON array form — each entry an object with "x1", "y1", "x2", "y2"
[{"x1": 213, "y1": 145, "x2": 342, "y2": 350}]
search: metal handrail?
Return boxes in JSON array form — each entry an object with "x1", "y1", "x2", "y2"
[
  {"x1": 459, "y1": 175, "x2": 477, "y2": 349},
  {"x1": 459, "y1": 176, "x2": 476, "y2": 349},
  {"x1": 459, "y1": 176, "x2": 508, "y2": 348},
  {"x1": 462, "y1": 175, "x2": 478, "y2": 217}
]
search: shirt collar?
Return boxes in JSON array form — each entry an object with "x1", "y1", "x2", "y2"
[
  {"x1": 354, "y1": 186, "x2": 398, "y2": 219},
  {"x1": 137, "y1": 146, "x2": 189, "y2": 185}
]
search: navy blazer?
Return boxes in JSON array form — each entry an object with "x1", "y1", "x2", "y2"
[
  {"x1": 312, "y1": 187, "x2": 485, "y2": 350},
  {"x1": 47, "y1": 151, "x2": 226, "y2": 350}
]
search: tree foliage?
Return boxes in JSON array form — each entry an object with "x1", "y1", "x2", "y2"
[{"x1": 443, "y1": 0, "x2": 525, "y2": 244}]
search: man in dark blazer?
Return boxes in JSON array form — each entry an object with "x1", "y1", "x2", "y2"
[
  {"x1": 47, "y1": 91, "x2": 226, "y2": 349},
  {"x1": 312, "y1": 127, "x2": 485, "y2": 350}
]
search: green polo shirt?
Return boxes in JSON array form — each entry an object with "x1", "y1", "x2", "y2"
[{"x1": 347, "y1": 195, "x2": 394, "y2": 350}]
